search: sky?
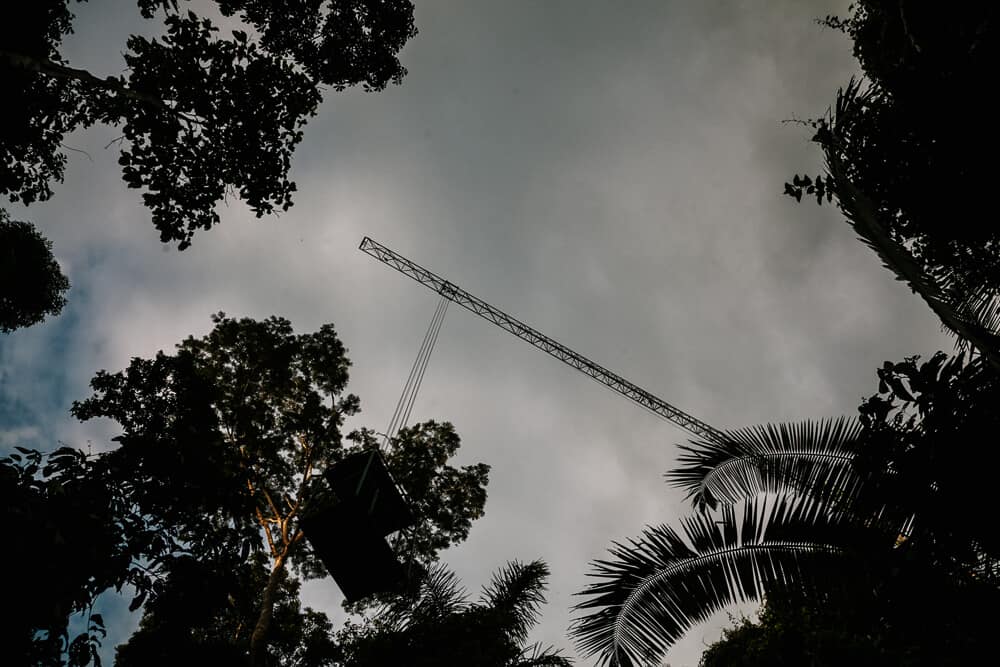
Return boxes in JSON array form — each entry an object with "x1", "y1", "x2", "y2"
[{"x1": 0, "y1": 1, "x2": 957, "y2": 665}]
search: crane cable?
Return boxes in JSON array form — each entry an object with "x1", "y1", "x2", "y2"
[
  {"x1": 381, "y1": 295, "x2": 450, "y2": 582},
  {"x1": 382, "y1": 294, "x2": 450, "y2": 448}
]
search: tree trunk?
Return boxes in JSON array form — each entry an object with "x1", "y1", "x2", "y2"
[{"x1": 249, "y1": 552, "x2": 287, "y2": 667}]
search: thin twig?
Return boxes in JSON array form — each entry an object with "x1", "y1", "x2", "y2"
[{"x1": 60, "y1": 143, "x2": 93, "y2": 161}]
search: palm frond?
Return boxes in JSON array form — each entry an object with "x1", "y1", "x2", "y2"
[
  {"x1": 480, "y1": 560, "x2": 550, "y2": 647},
  {"x1": 383, "y1": 563, "x2": 469, "y2": 631},
  {"x1": 667, "y1": 418, "x2": 863, "y2": 510},
  {"x1": 945, "y1": 276, "x2": 1000, "y2": 350},
  {"x1": 516, "y1": 643, "x2": 575, "y2": 666},
  {"x1": 829, "y1": 76, "x2": 871, "y2": 132},
  {"x1": 570, "y1": 498, "x2": 856, "y2": 667}
]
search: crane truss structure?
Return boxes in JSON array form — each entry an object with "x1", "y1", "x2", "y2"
[{"x1": 359, "y1": 236, "x2": 723, "y2": 443}]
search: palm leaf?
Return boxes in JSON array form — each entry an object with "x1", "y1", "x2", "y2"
[
  {"x1": 515, "y1": 643, "x2": 574, "y2": 666},
  {"x1": 667, "y1": 418, "x2": 863, "y2": 510},
  {"x1": 480, "y1": 560, "x2": 551, "y2": 647},
  {"x1": 381, "y1": 563, "x2": 469, "y2": 631},
  {"x1": 570, "y1": 498, "x2": 861, "y2": 667},
  {"x1": 943, "y1": 273, "x2": 1000, "y2": 350}
]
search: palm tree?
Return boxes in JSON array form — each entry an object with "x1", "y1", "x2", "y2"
[
  {"x1": 570, "y1": 354, "x2": 1000, "y2": 666},
  {"x1": 342, "y1": 560, "x2": 572, "y2": 667},
  {"x1": 571, "y1": 421, "x2": 879, "y2": 667}
]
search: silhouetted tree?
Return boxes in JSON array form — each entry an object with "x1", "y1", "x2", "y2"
[
  {"x1": 1, "y1": 1, "x2": 417, "y2": 330},
  {"x1": 0, "y1": 210, "x2": 69, "y2": 332},
  {"x1": 3, "y1": 1, "x2": 416, "y2": 248},
  {"x1": 571, "y1": 354, "x2": 1000, "y2": 666},
  {"x1": 699, "y1": 574, "x2": 997, "y2": 667},
  {"x1": 113, "y1": 554, "x2": 339, "y2": 667},
  {"x1": 2, "y1": 445, "x2": 156, "y2": 665},
  {"x1": 697, "y1": 596, "x2": 894, "y2": 667},
  {"x1": 337, "y1": 560, "x2": 572, "y2": 667},
  {"x1": 784, "y1": 4, "x2": 1000, "y2": 361},
  {"x1": 9, "y1": 313, "x2": 488, "y2": 666}
]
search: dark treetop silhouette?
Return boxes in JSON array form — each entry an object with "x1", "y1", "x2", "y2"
[
  {"x1": 6, "y1": 313, "x2": 489, "y2": 666},
  {"x1": 0, "y1": 209, "x2": 70, "y2": 332},
  {"x1": 784, "y1": 3, "x2": 1000, "y2": 363},
  {"x1": 1, "y1": 0, "x2": 417, "y2": 330},
  {"x1": 3, "y1": 0, "x2": 416, "y2": 248}
]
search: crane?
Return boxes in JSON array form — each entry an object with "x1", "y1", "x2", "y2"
[{"x1": 359, "y1": 236, "x2": 724, "y2": 443}]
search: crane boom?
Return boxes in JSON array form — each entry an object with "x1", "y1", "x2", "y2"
[{"x1": 359, "y1": 236, "x2": 723, "y2": 442}]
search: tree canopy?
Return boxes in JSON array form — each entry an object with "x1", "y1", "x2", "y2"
[
  {"x1": 785, "y1": 2, "x2": 998, "y2": 288},
  {"x1": 6, "y1": 313, "x2": 490, "y2": 665},
  {"x1": 698, "y1": 595, "x2": 899, "y2": 667},
  {"x1": 4, "y1": 446, "x2": 133, "y2": 665},
  {"x1": 782, "y1": 4, "x2": 1000, "y2": 362},
  {"x1": 3, "y1": 0, "x2": 417, "y2": 248},
  {"x1": 1, "y1": 1, "x2": 418, "y2": 337},
  {"x1": 0, "y1": 210, "x2": 70, "y2": 332}
]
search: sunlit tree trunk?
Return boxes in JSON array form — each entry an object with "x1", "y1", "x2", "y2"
[{"x1": 250, "y1": 551, "x2": 286, "y2": 667}]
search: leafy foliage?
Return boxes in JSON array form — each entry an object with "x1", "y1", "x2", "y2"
[
  {"x1": 787, "y1": 3, "x2": 1000, "y2": 289},
  {"x1": 2, "y1": 446, "x2": 153, "y2": 666},
  {"x1": 784, "y1": 5, "x2": 1000, "y2": 361},
  {"x1": 854, "y1": 352, "x2": 1000, "y2": 576},
  {"x1": 58, "y1": 314, "x2": 490, "y2": 665},
  {"x1": 699, "y1": 575, "x2": 998, "y2": 667},
  {"x1": 0, "y1": 210, "x2": 70, "y2": 332},
  {"x1": 698, "y1": 594, "x2": 898, "y2": 667},
  {"x1": 2, "y1": 0, "x2": 417, "y2": 248},
  {"x1": 113, "y1": 553, "x2": 339, "y2": 667},
  {"x1": 343, "y1": 422, "x2": 491, "y2": 585},
  {"x1": 788, "y1": 81, "x2": 1000, "y2": 367},
  {"x1": 0, "y1": 1, "x2": 81, "y2": 207}
]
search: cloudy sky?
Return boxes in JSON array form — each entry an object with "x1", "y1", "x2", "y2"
[{"x1": 1, "y1": 1, "x2": 955, "y2": 664}]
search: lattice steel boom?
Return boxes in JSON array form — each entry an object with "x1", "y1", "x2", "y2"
[{"x1": 359, "y1": 236, "x2": 723, "y2": 442}]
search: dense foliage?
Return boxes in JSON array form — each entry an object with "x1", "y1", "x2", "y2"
[
  {"x1": 4, "y1": 314, "x2": 490, "y2": 665},
  {"x1": 0, "y1": 210, "x2": 70, "y2": 332},
  {"x1": 2, "y1": 0, "x2": 417, "y2": 248},
  {"x1": 785, "y1": 3, "x2": 999, "y2": 289}
]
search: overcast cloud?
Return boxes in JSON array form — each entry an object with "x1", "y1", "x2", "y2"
[{"x1": 1, "y1": 1, "x2": 954, "y2": 664}]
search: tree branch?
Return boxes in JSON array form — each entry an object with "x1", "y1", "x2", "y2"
[
  {"x1": 2, "y1": 50, "x2": 204, "y2": 126},
  {"x1": 261, "y1": 487, "x2": 283, "y2": 524},
  {"x1": 898, "y1": 1, "x2": 922, "y2": 53},
  {"x1": 248, "y1": 479, "x2": 278, "y2": 557},
  {"x1": 255, "y1": 506, "x2": 277, "y2": 556},
  {"x1": 60, "y1": 143, "x2": 93, "y2": 161}
]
